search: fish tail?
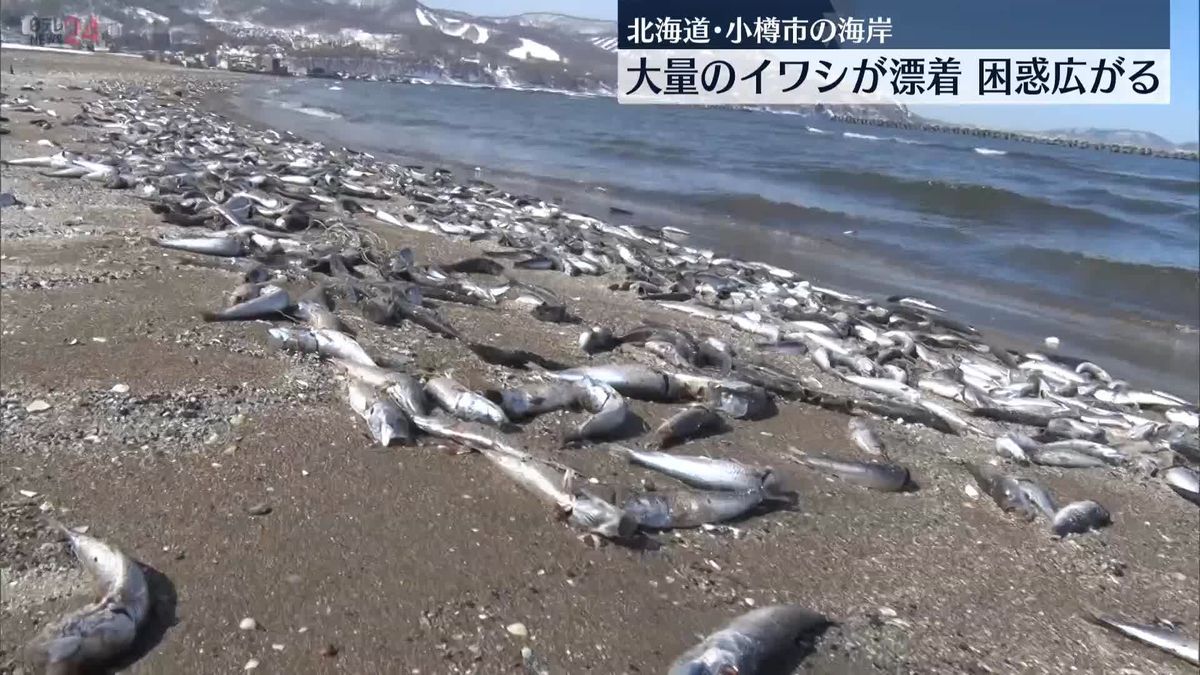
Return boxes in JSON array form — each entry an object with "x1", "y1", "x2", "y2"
[{"x1": 200, "y1": 311, "x2": 223, "y2": 322}]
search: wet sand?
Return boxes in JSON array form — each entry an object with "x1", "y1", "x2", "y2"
[{"x1": 1, "y1": 49, "x2": 1198, "y2": 674}]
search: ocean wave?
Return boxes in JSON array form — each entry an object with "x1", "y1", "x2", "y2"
[
  {"x1": 278, "y1": 101, "x2": 343, "y2": 119},
  {"x1": 792, "y1": 167, "x2": 1151, "y2": 231},
  {"x1": 1002, "y1": 245, "x2": 1199, "y2": 321},
  {"x1": 1085, "y1": 168, "x2": 1200, "y2": 198},
  {"x1": 806, "y1": 126, "x2": 827, "y2": 134},
  {"x1": 693, "y1": 192, "x2": 867, "y2": 230},
  {"x1": 973, "y1": 147, "x2": 1007, "y2": 156},
  {"x1": 1064, "y1": 186, "x2": 1197, "y2": 218},
  {"x1": 842, "y1": 132, "x2": 881, "y2": 141},
  {"x1": 587, "y1": 137, "x2": 690, "y2": 161}
]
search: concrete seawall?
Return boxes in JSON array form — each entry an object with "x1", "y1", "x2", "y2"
[{"x1": 826, "y1": 113, "x2": 1199, "y2": 161}]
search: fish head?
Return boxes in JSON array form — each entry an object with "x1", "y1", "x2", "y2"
[
  {"x1": 570, "y1": 493, "x2": 637, "y2": 539},
  {"x1": 760, "y1": 470, "x2": 798, "y2": 506}
]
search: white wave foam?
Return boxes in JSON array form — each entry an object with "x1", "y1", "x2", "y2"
[
  {"x1": 843, "y1": 132, "x2": 881, "y2": 141},
  {"x1": 974, "y1": 147, "x2": 1007, "y2": 156},
  {"x1": 806, "y1": 126, "x2": 827, "y2": 134},
  {"x1": 279, "y1": 101, "x2": 342, "y2": 119}
]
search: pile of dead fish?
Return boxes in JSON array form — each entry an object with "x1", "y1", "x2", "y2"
[{"x1": 4, "y1": 80, "x2": 1199, "y2": 671}]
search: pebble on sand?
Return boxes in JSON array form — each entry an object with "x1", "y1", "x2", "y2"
[
  {"x1": 239, "y1": 617, "x2": 258, "y2": 631},
  {"x1": 25, "y1": 400, "x2": 51, "y2": 413},
  {"x1": 246, "y1": 503, "x2": 272, "y2": 516},
  {"x1": 244, "y1": 659, "x2": 259, "y2": 670},
  {"x1": 110, "y1": 383, "x2": 130, "y2": 393},
  {"x1": 506, "y1": 622, "x2": 528, "y2": 638}
]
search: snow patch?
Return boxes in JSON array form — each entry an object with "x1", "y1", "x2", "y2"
[
  {"x1": 416, "y1": 7, "x2": 490, "y2": 45},
  {"x1": 338, "y1": 28, "x2": 393, "y2": 50},
  {"x1": 126, "y1": 6, "x2": 169, "y2": 23},
  {"x1": 590, "y1": 36, "x2": 618, "y2": 52},
  {"x1": 507, "y1": 38, "x2": 560, "y2": 62}
]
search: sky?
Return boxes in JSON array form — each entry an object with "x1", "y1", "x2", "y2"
[{"x1": 426, "y1": 0, "x2": 1199, "y2": 142}]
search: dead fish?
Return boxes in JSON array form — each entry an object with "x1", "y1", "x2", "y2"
[
  {"x1": 496, "y1": 381, "x2": 582, "y2": 419},
  {"x1": 1015, "y1": 478, "x2": 1058, "y2": 519},
  {"x1": 856, "y1": 397, "x2": 957, "y2": 435},
  {"x1": 966, "y1": 463, "x2": 1039, "y2": 521},
  {"x1": 668, "y1": 605, "x2": 830, "y2": 675},
  {"x1": 847, "y1": 418, "x2": 886, "y2": 456},
  {"x1": 565, "y1": 378, "x2": 631, "y2": 443},
  {"x1": 1085, "y1": 613, "x2": 1200, "y2": 666},
  {"x1": 569, "y1": 490, "x2": 638, "y2": 539},
  {"x1": 202, "y1": 285, "x2": 290, "y2": 322},
  {"x1": 334, "y1": 359, "x2": 412, "y2": 389},
  {"x1": 1040, "y1": 440, "x2": 1127, "y2": 466},
  {"x1": 653, "y1": 405, "x2": 723, "y2": 449},
  {"x1": 347, "y1": 380, "x2": 411, "y2": 445},
  {"x1": 294, "y1": 286, "x2": 347, "y2": 332},
  {"x1": 228, "y1": 281, "x2": 266, "y2": 305},
  {"x1": 267, "y1": 326, "x2": 320, "y2": 357},
  {"x1": 426, "y1": 377, "x2": 509, "y2": 427},
  {"x1": 1044, "y1": 417, "x2": 1106, "y2": 442},
  {"x1": 268, "y1": 327, "x2": 373, "y2": 366},
  {"x1": 367, "y1": 399, "x2": 413, "y2": 446},
  {"x1": 579, "y1": 326, "x2": 619, "y2": 355},
  {"x1": 1028, "y1": 448, "x2": 1109, "y2": 469},
  {"x1": 384, "y1": 375, "x2": 428, "y2": 418},
  {"x1": 702, "y1": 379, "x2": 773, "y2": 420},
  {"x1": 479, "y1": 447, "x2": 575, "y2": 512},
  {"x1": 994, "y1": 432, "x2": 1040, "y2": 464},
  {"x1": 1163, "y1": 466, "x2": 1200, "y2": 507},
  {"x1": 153, "y1": 235, "x2": 246, "y2": 257},
  {"x1": 789, "y1": 450, "x2": 910, "y2": 492},
  {"x1": 1051, "y1": 500, "x2": 1111, "y2": 537},
  {"x1": 623, "y1": 489, "x2": 766, "y2": 529},
  {"x1": 26, "y1": 522, "x2": 150, "y2": 673},
  {"x1": 613, "y1": 446, "x2": 777, "y2": 493},
  {"x1": 842, "y1": 374, "x2": 921, "y2": 403},
  {"x1": 551, "y1": 363, "x2": 679, "y2": 401},
  {"x1": 311, "y1": 329, "x2": 373, "y2": 366}
]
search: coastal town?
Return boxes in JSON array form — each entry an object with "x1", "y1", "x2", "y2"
[{"x1": 1, "y1": 2, "x2": 1196, "y2": 159}]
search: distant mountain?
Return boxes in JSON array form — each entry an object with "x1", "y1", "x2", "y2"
[
  {"x1": 482, "y1": 12, "x2": 615, "y2": 36},
  {"x1": 1040, "y1": 127, "x2": 1189, "y2": 152},
  {"x1": 0, "y1": 0, "x2": 919, "y2": 121},
  {"x1": 0, "y1": 0, "x2": 617, "y2": 90}
]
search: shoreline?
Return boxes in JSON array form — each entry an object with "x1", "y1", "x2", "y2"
[
  {"x1": 227, "y1": 80, "x2": 1200, "y2": 401},
  {"x1": 2, "y1": 49, "x2": 1198, "y2": 675}
]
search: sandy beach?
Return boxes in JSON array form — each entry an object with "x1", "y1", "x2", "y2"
[{"x1": 1, "y1": 49, "x2": 1197, "y2": 674}]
